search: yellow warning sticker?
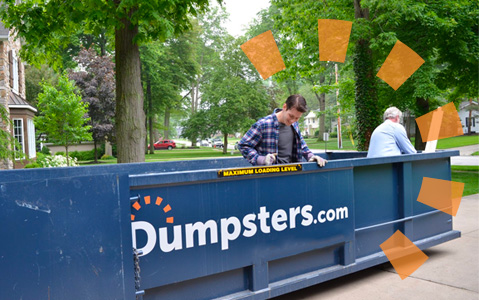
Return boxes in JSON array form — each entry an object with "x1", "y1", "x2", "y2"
[{"x1": 217, "y1": 164, "x2": 302, "y2": 178}]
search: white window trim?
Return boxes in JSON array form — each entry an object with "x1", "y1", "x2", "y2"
[
  {"x1": 27, "y1": 118, "x2": 36, "y2": 159},
  {"x1": 12, "y1": 51, "x2": 19, "y2": 94},
  {"x1": 13, "y1": 118, "x2": 25, "y2": 159}
]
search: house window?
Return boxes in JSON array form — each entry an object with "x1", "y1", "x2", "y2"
[
  {"x1": 13, "y1": 118, "x2": 24, "y2": 159},
  {"x1": 466, "y1": 117, "x2": 476, "y2": 128},
  {"x1": 27, "y1": 118, "x2": 36, "y2": 159}
]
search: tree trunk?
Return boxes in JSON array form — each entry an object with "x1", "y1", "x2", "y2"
[
  {"x1": 190, "y1": 79, "x2": 199, "y2": 147},
  {"x1": 65, "y1": 145, "x2": 70, "y2": 166},
  {"x1": 94, "y1": 140, "x2": 98, "y2": 163},
  {"x1": 114, "y1": 8, "x2": 146, "y2": 163},
  {"x1": 146, "y1": 73, "x2": 155, "y2": 154},
  {"x1": 353, "y1": 0, "x2": 381, "y2": 151},
  {"x1": 415, "y1": 97, "x2": 429, "y2": 150},
  {"x1": 164, "y1": 107, "x2": 170, "y2": 139},
  {"x1": 223, "y1": 133, "x2": 228, "y2": 154}
]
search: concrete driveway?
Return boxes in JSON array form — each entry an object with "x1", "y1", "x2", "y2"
[{"x1": 273, "y1": 193, "x2": 479, "y2": 300}]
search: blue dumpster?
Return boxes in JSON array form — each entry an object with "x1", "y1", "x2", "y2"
[{"x1": 0, "y1": 150, "x2": 460, "y2": 300}]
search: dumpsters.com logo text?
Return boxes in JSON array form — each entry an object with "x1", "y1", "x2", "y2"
[{"x1": 132, "y1": 199, "x2": 349, "y2": 257}]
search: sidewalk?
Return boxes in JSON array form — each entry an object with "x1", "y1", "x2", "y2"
[
  {"x1": 273, "y1": 193, "x2": 479, "y2": 300},
  {"x1": 449, "y1": 144, "x2": 479, "y2": 166}
]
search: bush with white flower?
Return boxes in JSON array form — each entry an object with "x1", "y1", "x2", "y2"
[
  {"x1": 25, "y1": 153, "x2": 79, "y2": 168},
  {"x1": 41, "y1": 155, "x2": 79, "y2": 167}
]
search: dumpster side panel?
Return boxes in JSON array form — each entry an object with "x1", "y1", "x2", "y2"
[
  {"x1": 411, "y1": 159, "x2": 454, "y2": 241},
  {"x1": 131, "y1": 169, "x2": 355, "y2": 299},
  {"x1": 354, "y1": 157, "x2": 456, "y2": 260},
  {"x1": 0, "y1": 174, "x2": 135, "y2": 300}
]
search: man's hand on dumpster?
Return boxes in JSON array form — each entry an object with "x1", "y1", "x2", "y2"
[
  {"x1": 308, "y1": 155, "x2": 327, "y2": 167},
  {"x1": 264, "y1": 153, "x2": 277, "y2": 165}
]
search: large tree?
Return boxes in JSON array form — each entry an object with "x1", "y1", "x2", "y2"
[
  {"x1": 269, "y1": 0, "x2": 478, "y2": 150},
  {"x1": 201, "y1": 36, "x2": 270, "y2": 153},
  {"x1": 0, "y1": 0, "x2": 219, "y2": 163}
]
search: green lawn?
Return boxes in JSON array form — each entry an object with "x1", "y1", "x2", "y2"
[
  {"x1": 451, "y1": 166, "x2": 479, "y2": 196},
  {"x1": 436, "y1": 135, "x2": 479, "y2": 149},
  {"x1": 145, "y1": 148, "x2": 242, "y2": 162},
  {"x1": 304, "y1": 137, "x2": 358, "y2": 151},
  {"x1": 80, "y1": 148, "x2": 243, "y2": 165}
]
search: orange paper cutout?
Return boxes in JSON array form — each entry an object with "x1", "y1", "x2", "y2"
[
  {"x1": 377, "y1": 40, "x2": 425, "y2": 90},
  {"x1": 415, "y1": 102, "x2": 463, "y2": 142},
  {"x1": 318, "y1": 19, "x2": 352, "y2": 63},
  {"x1": 156, "y1": 196, "x2": 163, "y2": 206},
  {"x1": 417, "y1": 177, "x2": 464, "y2": 216},
  {"x1": 132, "y1": 202, "x2": 141, "y2": 211},
  {"x1": 163, "y1": 204, "x2": 171, "y2": 213},
  {"x1": 241, "y1": 30, "x2": 286, "y2": 80},
  {"x1": 380, "y1": 230, "x2": 429, "y2": 280},
  {"x1": 144, "y1": 195, "x2": 151, "y2": 205}
]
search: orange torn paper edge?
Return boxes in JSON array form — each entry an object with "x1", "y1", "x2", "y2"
[
  {"x1": 417, "y1": 177, "x2": 464, "y2": 216},
  {"x1": 318, "y1": 19, "x2": 352, "y2": 63},
  {"x1": 380, "y1": 230, "x2": 428, "y2": 280},
  {"x1": 376, "y1": 40, "x2": 425, "y2": 90},
  {"x1": 415, "y1": 102, "x2": 463, "y2": 143},
  {"x1": 240, "y1": 30, "x2": 286, "y2": 80}
]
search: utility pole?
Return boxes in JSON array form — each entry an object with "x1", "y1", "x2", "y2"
[{"x1": 335, "y1": 63, "x2": 342, "y2": 149}]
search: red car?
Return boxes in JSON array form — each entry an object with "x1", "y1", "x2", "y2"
[{"x1": 150, "y1": 140, "x2": 176, "y2": 150}]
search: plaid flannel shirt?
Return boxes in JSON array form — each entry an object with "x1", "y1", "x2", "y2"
[{"x1": 238, "y1": 109, "x2": 313, "y2": 165}]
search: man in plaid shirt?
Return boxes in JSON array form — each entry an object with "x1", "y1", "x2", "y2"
[{"x1": 238, "y1": 95, "x2": 327, "y2": 167}]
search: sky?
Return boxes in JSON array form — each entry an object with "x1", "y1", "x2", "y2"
[{"x1": 222, "y1": 0, "x2": 271, "y2": 37}]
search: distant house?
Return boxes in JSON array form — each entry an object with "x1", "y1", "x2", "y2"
[
  {"x1": 458, "y1": 100, "x2": 478, "y2": 134},
  {"x1": 304, "y1": 110, "x2": 319, "y2": 137},
  {"x1": 0, "y1": 22, "x2": 37, "y2": 169}
]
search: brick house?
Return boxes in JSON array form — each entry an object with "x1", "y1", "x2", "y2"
[{"x1": 1, "y1": 22, "x2": 37, "y2": 169}]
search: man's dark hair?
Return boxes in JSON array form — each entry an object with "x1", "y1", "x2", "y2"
[{"x1": 285, "y1": 94, "x2": 308, "y2": 113}]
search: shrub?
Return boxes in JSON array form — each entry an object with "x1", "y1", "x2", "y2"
[
  {"x1": 23, "y1": 153, "x2": 79, "y2": 168},
  {"x1": 100, "y1": 154, "x2": 115, "y2": 160},
  {"x1": 69, "y1": 149, "x2": 97, "y2": 161},
  {"x1": 41, "y1": 155, "x2": 79, "y2": 167},
  {"x1": 41, "y1": 146, "x2": 51, "y2": 155}
]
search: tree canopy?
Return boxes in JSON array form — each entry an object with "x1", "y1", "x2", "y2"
[
  {"x1": 0, "y1": 0, "x2": 221, "y2": 163},
  {"x1": 69, "y1": 48, "x2": 116, "y2": 162},
  {"x1": 35, "y1": 75, "x2": 92, "y2": 165}
]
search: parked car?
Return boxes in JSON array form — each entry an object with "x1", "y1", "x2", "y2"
[
  {"x1": 212, "y1": 138, "x2": 223, "y2": 148},
  {"x1": 199, "y1": 139, "x2": 211, "y2": 147},
  {"x1": 149, "y1": 139, "x2": 176, "y2": 150}
]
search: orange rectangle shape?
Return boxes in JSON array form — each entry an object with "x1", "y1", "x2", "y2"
[
  {"x1": 376, "y1": 40, "x2": 424, "y2": 90},
  {"x1": 318, "y1": 19, "x2": 352, "y2": 63},
  {"x1": 132, "y1": 202, "x2": 141, "y2": 211},
  {"x1": 417, "y1": 177, "x2": 464, "y2": 216},
  {"x1": 156, "y1": 197, "x2": 163, "y2": 206},
  {"x1": 380, "y1": 230, "x2": 428, "y2": 280},
  {"x1": 241, "y1": 30, "x2": 286, "y2": 80},
  {"x1": 144, "y1": 196, "x2": 151, "y2": 205},
  {"x1": 163, "y1": 204, "x2": 171, "y2": 213},
  {"x1": 415, "y1": 102, "x2": 463, "y2": 142}
]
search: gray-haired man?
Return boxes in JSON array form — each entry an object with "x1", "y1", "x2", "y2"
[{"x1": 367, "y1": 107, "x2": 417, "y2": 158}]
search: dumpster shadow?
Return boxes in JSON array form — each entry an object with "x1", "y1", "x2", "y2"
[
  {"x1": 271, "y1": 266, "x2": 386, "y2": 300},
  {"x1": 272, "y1": 249, "x2": 453, "y2": 300}
]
